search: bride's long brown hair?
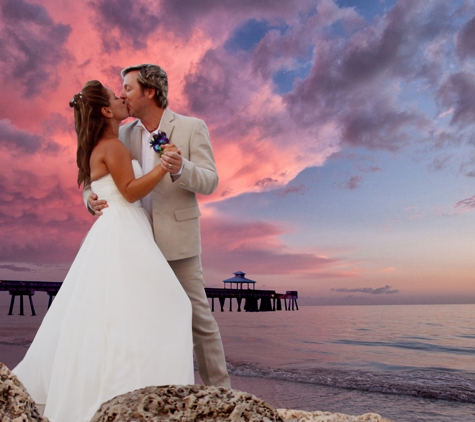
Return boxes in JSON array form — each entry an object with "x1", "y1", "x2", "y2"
[{"x1": 69, "y1": 80, "x2": 109, "y2": 188}]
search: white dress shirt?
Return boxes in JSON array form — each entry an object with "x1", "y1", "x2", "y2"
[{"x1": 135, "y1": 113, "x2": 183, "y2": 216}]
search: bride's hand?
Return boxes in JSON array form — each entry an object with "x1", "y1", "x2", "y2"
[
  {"x1": 160, "y1": 143, "x2": 183, "y2": 174},
  {"x1": 162, "y1": 143, "x2": 181, "y2": 155}
]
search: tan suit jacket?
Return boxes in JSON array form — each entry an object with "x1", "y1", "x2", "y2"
[{"x1": 84, "y1": 108, "x2": 218, "y2": 261}]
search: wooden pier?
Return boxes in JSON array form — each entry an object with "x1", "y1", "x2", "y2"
[
  {"x1": 205, "y1": 271, "x2": 298, "y2": 312},
  {"x1": 205, "y1": 287, "x2": 298, "y2": 312},
  {"x1": 1, "y1": 271, "x2": 298, "y2": 315},
  {"x1": 0, "y1": 280, "x2": 61, "y2": 315}
]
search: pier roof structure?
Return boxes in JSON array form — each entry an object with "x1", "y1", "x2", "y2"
[{"x1": 223, "y1": 271, "x2": 256, "y2": 290}]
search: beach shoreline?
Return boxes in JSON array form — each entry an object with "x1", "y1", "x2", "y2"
[
  {"x1": 1, "y1": 342, "x2": 390, "y2": 421},
  {"x1": 2, "y1": 353, "x2": 391, "y2": 422},
  {"x1": 2, "y1": 303, "x2": 475, "y2": 421}
]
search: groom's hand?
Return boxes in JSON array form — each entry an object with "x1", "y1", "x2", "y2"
[
  {"x1": 161, "y1": 144, "x2": 183, "y2": 174},
  {"x1": 88, "y1": 192, "x2": 108, "y2": 216}
]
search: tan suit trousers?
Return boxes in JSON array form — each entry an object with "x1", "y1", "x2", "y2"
[{"x1": 168, "y1": 256, "x2": 231, "y2": 388}]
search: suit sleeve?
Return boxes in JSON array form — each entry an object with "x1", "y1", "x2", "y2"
[
  {"x1": 82, "y1": 185, "x2": 95, "y2": 216},
  {"x1": 178, "y1": 119, "x2": 218, "y2": 195}
]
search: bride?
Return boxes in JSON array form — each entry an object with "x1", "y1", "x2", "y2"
[{"x1": 13, "y1": 80, "x2": 194, "y2": 422}]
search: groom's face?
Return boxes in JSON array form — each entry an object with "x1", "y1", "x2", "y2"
[{"x1": 120, "y1": 71, "x2": 149, "y2": 119}]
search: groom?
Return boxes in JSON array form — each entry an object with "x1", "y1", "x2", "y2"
[{"x1": 84, "y1": 64, "x2": 231, "y2": 388}]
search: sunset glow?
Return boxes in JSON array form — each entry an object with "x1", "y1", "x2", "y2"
[{"x1": 1, "y1": 0, "x2": 475, "y2": 305}]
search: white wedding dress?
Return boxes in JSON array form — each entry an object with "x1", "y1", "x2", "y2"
[{"x1": 13, "y1": 160, "x2": 194, "y2": 422}]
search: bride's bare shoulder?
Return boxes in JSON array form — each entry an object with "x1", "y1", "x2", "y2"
[{"x1": 95, "y1": 138, "x2": 132, "y2": 159}]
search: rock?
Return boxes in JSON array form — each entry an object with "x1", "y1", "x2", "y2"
[
  {"x1": 91, "y1": 384, "x2": 284, "y2": 421},
  {"x1": 0, "y1": 364, "x2": 391, "y2": 422},
  {"x1": 277, "y1": 409, "x2": 392, "y2": 422},
  {"x1": 0, "y1": 362, "x2": 49, "y2": 422}
]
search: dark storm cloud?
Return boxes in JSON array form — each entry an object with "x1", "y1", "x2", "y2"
[
  {"x1": 456, "y1": 15, "x2": 475, "y2": 60},
  {"x1": 178, "y1": 0, "x2": 470, "y2": 163},
  {"x1": 0, "y1": 0, "x2": 71, "y2": 96},
  {"x1": 438, "y1": 72, "x2": 475, "y2": 126},
  {"x1": 251, "y1": 24, "x2": 312, "y2": 81},
  {"x1": 183, "y1": 49, "x2": 234, "y2": 117},
  {"x1": 0, "y1": 119, "x2": 60, "y2": 154},
  {"x1": 340, "y1": 97, "x2": 421, "y2": 151},
  {"x1": 89, "y1": 0, "x2": 159, "y2": 51},
  {"x1": 160, "y1": 0, "x2": 299, "y2": 38},
  {"x1": 283, "y1": 1, "x2": 456, "y2": 151},
  {"x1": 89, "y1": 0, "x2": 301, "y2": 49}
]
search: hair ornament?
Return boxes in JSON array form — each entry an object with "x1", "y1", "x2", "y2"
[{"x1": 69, "y1": 92, "x2": 84, "y2": 108}]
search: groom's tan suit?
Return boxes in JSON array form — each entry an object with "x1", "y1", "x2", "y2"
[
  {"x1": 120, "y1": 108, "x2": 216, "y2": 260},
  {"x1": 85, "y1": 108, "x2": 230, "y2": 387}
]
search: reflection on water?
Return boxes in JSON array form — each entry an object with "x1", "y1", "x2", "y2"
[
  {"x1": 1, "y1": 300, "x2": 475, "y2": 421},
  {"x1": 213, "y1": 304, "x2": 475, "y2": 373},
  {"x1": 213, "y1": 304, "x2": 475, "y2": 421}
]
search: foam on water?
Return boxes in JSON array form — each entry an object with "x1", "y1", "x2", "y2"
[{"x1": 227, "y1": 361, "x2": 475, "y2": 403}]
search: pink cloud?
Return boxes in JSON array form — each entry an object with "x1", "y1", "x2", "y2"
[
  {"x1": 1, "y1": 0, "x2": 474, "y2": 288},
  {"x1": 455, "y1": 195, "x2": 475, "y2": 213},
  {"x1": 1, "y1": 0, "x2": 465, "y2": 212},
  {"x1": 200, "y1": 216, "x2": 355, "y2": 278},
  {"x1": 0, "y1": 142, "x2": 92, "y2": 266}
]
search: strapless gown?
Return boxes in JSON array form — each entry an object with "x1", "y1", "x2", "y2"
[{"x1": 13, "y1": 160, "x2": 194, "y2": 422}]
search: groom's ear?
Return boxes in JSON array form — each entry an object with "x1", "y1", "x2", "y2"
[{"x1": 144, "y1": 87, "x2": 156, "y2": 100}]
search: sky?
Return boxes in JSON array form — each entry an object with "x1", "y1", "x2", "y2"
[{"x1": 1, "y1": 0, "x2": 475, "y2": 305}]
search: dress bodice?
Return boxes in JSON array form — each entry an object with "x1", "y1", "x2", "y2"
[{"x1": 91, "y1": 160, "x2": 143, "y2": 208}]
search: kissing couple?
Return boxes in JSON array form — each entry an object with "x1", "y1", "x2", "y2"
[{"x1": 13, "y1": 64, "x2": 230, "y2": 422}]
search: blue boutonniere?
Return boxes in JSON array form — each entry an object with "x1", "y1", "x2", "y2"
[{"x1": 149, "y1": 130, "x2": 169, "y2": 156}]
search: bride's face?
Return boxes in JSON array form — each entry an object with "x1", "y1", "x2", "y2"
[{"x1": 106, "y1": 88, "x2": 128, "y2": 121}]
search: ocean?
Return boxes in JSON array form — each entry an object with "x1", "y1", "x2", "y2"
[
  {"x1": 214, "y1": 303, "x2": 475, "y2": 421},
  {"x1": 1, "y1": 294, "x2": 474, "y2": 421}
]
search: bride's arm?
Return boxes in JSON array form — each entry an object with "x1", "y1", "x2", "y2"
[{"x1": 104, "y1": 140, "x2": 167, "y2": 203}]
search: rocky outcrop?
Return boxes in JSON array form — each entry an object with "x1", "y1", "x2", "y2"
[
  {"x1": 91, "y1": 384, "x2": 284, "y2": 421},
  {"x1": 0, "y1": 361, "x2": 390, "y2": 422},
  {"x1": 91, "y1": 384, "x2": 391, "y2": 422},
  {"x1": 277, "y1": 409, "x2": 391, "y2": 422},
  {"x1": 0, "y1": 362, "x2": 48, "y2": 422}
]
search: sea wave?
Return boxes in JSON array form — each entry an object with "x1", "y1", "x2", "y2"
[
  {"x1": 332, "y1": 339, "x2": 475, "y2": 356},
  {"x1": 0, "y1": 337, "x2": 32, "y2": 347},
  {"x1": 226, "y1": 361, "x2": 475, "y2": 403}
]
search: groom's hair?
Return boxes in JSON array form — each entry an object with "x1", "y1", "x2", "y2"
[{"x1": 121, "y1": 64, "x2": 168, "y2": 109}]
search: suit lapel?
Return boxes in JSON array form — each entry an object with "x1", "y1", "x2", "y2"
[
  {"x1": 126, "y1": 110, "x2": 175, "y2": 167},
  {"x1": 159, "y1": 108, "x2": 175, "y2": 144},
  {"x1": 130, "y1": 125, "x2": 142, "y2": 162}
]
